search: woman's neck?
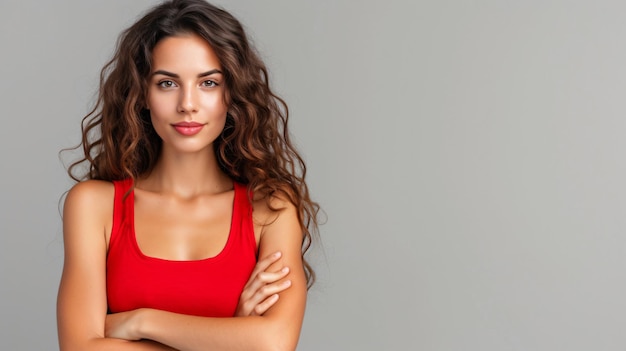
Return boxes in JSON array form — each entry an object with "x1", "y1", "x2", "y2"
[{"x1": 138, "y1": 147, "x2": 233, "y2": 199}]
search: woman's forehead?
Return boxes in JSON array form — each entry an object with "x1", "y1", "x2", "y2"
[{"x1": 151, "y1": 34, "x2": 222, "y2": 74}]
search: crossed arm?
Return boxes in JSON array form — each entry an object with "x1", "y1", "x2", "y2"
[{"x1": 57, "y1": 181, "x2": 307, "y2": 351}]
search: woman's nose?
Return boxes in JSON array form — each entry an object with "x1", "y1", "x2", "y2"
[{"x1": 178, "y1": 86, "x2": 199, "y2": 113}]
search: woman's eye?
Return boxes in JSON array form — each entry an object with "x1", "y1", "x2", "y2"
[
  {"x1": 202, "y1": 80, "x2": 218, "y2": 87},
  {"x1": 158, "y1": 80, "x2": 176, "y2": 88}
]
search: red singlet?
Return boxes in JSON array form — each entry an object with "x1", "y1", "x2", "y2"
[{"x1": 106, "y1": 179, "x2": 257, "y2": 317}]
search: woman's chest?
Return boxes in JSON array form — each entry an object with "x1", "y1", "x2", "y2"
[{"x1": 106, "y1": 250, "x2": 256, "y2": 317}]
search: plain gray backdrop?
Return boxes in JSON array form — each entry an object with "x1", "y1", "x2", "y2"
[{"x1": 2, "y1": 0, "x2": 626, "y2": 350}]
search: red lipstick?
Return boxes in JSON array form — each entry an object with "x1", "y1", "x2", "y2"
[{"x1": 172, "y1": 121, "x2": 205, "y2": 136}]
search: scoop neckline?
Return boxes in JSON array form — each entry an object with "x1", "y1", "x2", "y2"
[{"x1": 128, "y1": 182, "x2": 238, "y2": 263}]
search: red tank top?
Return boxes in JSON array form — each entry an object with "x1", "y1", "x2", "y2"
[{"x1": 106, "y1": 179, "x2": 257, "y2": 317}]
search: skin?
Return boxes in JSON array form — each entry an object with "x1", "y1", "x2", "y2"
[{"x1": 57, "y1": 34, "x2": 307, "y2": 351}]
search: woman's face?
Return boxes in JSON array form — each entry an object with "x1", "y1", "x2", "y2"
[{"x1": 146, "y1": 33, "x2": 227, "y2": 155}]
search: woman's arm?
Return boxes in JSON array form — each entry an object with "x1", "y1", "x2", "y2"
[
  {"x1": 106, "y1": 197, "x2": 308, "y2": 351},
  {"x1": 57, "y1": 181, "x2": 177, "y2": 351}
]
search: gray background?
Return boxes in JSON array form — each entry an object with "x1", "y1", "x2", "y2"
[{"x1": 1, "y1": 0, "x2": 626, "y2": 350}]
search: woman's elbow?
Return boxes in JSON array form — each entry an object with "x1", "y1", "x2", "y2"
[
  {"x1": 257, "y1": 322, "x2": 300, "y2": 351},
  {"x1": 258, "y1": 338, "x2": 298, "y2": 351}
]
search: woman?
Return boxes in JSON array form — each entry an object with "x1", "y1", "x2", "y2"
[{"x1": 57, "y1": 0, "x2": 319, "y2": 350}]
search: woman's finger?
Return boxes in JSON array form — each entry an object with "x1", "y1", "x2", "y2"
[
  {"x1": 244, "y1": 251, "x2": 282, "y2": 288},
  {"x1": 253, "y1": 294, "x2": 279, "y2": 316},
  {"x1": 239, "y1": 278, "x2": 292, "y2": 316},
  {"x1": 240, "y1": 265, "x2": 290, "y2": 302},
  {"x1": 249, "y1": 279, "x2": 292, "y2": 310},
  {"x1": 248, "y1": 279, "x2": 292, "y2": 316}
]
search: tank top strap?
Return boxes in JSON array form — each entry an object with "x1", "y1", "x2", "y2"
[
  {"x1": 110, "y1": 179, "x2": 134, "y2": 250},
  {"x1": 232, "y1": 182, "x2": 257, "y2": 256}
]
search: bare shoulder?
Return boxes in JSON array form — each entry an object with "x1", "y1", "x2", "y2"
[
  {"x1": 251, "y1": 192, "x2": 301, "y2": 251},
  {"x1": 63, "y1": 180, "x2": 115, "y2": 240},
  {"x1": 252, "y1": 192, "x2": 298, "y2": 226},
  {"x1": 65, "y1": 180, "x2": 114, "y2": 213}
]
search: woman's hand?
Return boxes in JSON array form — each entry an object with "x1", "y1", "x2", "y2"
[
  {"x1": 235, "y1": 251, "x2": 292, "y2": 317},
  {"x1": 105, "y1": 309, "x2": 144, "y2": 341}
]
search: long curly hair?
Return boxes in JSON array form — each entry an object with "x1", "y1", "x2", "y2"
[{"x1": 66, "y1": 0, "x2": 320, "y2": 287}]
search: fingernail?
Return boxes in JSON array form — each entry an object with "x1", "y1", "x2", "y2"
[
  {"x1": 274, "y1": 251, "x2": 282, "y2": 258},
  {"x1": 284, "y1": 280, "x2": 292, "y2": 287},
  {"x1": 281, "y1": 267, "x2": 290, "y2": 273}
]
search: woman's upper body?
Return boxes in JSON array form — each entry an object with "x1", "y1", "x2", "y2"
[
  {"x1": 57, "y1": 1, "x2": 319, "y2": 350},
  {"x1": 59, "y1": 175, "x2": 306, "y2": 351},
  {"x1": 106, "y1": 179, "x2": 258, "y2": 318}
]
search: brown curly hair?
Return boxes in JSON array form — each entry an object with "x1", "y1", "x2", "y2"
[{"x1": 66, "y1": 0, "x2": 320, "y2": 287}]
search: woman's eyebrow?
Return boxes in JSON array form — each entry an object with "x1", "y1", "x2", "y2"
[
  {"x1": 198, "y1": 69, "x2": 223, "y2": 77},
  {"x1": 151, "y1": 69, "x2": 223, "y2": 78}
]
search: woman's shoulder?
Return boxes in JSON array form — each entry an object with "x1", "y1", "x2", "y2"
[
  {"x1": 62, "y1": 180, "x2": 117, "y2": 250},
  {"x1": 251, "y1": 190, "x2": 299, "y2": 231},
  {"x1": 64, "y1": 180, "x2": 115, "y2": 219},
  {"x1": 251, "y1": 188, "x2": 296, "y2": 212},
  {"x1": 66, "y1": 179, "x2": 115, "y2": 201}
]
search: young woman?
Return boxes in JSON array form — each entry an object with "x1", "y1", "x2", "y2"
[{"x1": 57, "y1": 1, "x2": 319, "y2": 350}]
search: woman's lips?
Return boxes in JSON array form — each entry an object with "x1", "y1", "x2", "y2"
[{"x1": 172, "y1": 122, "x2": 205, "y2": 136}]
